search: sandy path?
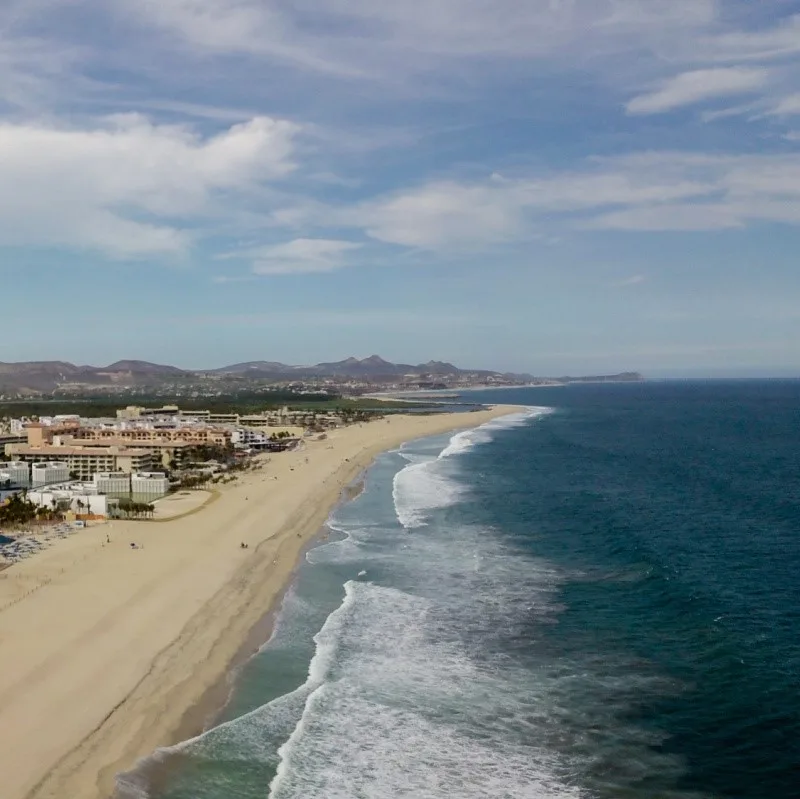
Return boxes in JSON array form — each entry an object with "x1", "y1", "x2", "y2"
[{"x1": 0, "y1": 406, "x2": 522, "y2": 799}]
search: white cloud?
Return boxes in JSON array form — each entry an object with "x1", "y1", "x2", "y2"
[
  {"x1": 588, "y1": 204, "x2": 743, "y2": 231},
  {"x1": 350, "y1": 181, "x2": 524, "y2": 249},
  {"x1": 615, "y1": 275, "x2": 646, "y2": 286},
  {"x1": 768, "y1": 93, "x2": 800, "y2": 116},
  {"x1": 697, "y1": 14, "x2": 800, "y2": 63},
  {"x1": 1, "y1": 1, "x2": 799, "y2": 267},
  {"x1": 574, "y1": 152, "x2": 800, "y2": 230},
  {"x1": 0, "y1": 114, "x2": 299, "y2": 257},
  {"x1": 330, "y1": 156, "x2": 719, "y2": 250},
  {"x1": 328, "y1": 151, "x2": 800, "y2": 247},
  {"x1": 118, "y1": 0, "x2": 366, "y2": 76},
  {"x1": 116, "y1": 0, "x2": 717, "y2": 79},
  {"x1": 250, "y1": 238, "x2": 362, "y2": 274},
  {"x1": 700, "y1": 103, "x2": 760, "y2": 123},
  {"x1": 626, "y1": 68, "x2": 768, "y2": 115}
]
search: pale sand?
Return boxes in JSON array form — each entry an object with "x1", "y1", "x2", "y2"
[{"x1": 0, "y1": 406, "x2": 523, "y2": 799}]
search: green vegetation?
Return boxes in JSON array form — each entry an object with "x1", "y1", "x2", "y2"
[
  {"x1": 114, "y1": 498, "x2": 155, "y2": 519},
  {"x1": 278, "y1": 398, "x2": 425, "y2": 411},
  {"x1": 185, "y1": 443, "x2": 236, "y2": 463},
  {"x1": 0, "y1": 493, "x2": 64, "y2": 527},
  {"x1": 0, "y1": 393, "x2": 422, "y2": 419}
]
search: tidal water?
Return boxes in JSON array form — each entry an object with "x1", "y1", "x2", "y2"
[{"x1": 120, "y1": 381, "x2": 800, "y2": 799}]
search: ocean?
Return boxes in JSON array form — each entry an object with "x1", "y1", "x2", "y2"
[{"x1": 119, "y1": 381, "x2": 800, "y2": 799}]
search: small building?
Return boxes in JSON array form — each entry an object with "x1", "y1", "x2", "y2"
[
  {"x1": 117, "y1": 405, "x2": 180, "y2": 419},
  {"x1": 0, "y1": 461, "x2": 30, "y2": 488},
  {"x1": 31, "y1": 462, "x2": 71, "y2": 487},
  {"x1": 206, "y1": 413, "x2": 240, "y2": 425},
  {"x1": 131, "y1": 472, "x2": 169, "y2": 499},
  {"x1": 231, "y1": 428, "x2": 271, "y2": 450},
  {"x1": 93, "y1": 472, "x2": 131, "y2": 496},
  {"x1": 179, "y1": 410, "x2": 211, "y2": 420},
  {"x1": 28, "y1": 487, "x2": 109, "y2": 517},
  {"x1": 0, "y1": 433, "x2": 27, "y2": 455}
]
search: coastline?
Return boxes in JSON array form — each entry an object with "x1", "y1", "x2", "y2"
[
  {"x1": 119, "y1": 472, "x2": 370, "y2": 799},
  {"x1": 0, "y1": 405, "x2": 523, "y2": 799}
]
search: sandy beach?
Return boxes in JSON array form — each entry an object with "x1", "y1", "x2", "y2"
[{"x1": 0, "y1": 406, "x2": 521, "y2": 799}]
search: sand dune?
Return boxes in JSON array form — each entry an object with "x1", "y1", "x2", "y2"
[{"x1": 0, "y1": 406, "x2": 521, "y2": 799}]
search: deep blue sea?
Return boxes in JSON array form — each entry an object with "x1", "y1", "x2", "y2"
[{"x1": 120, "y1": 381, "x2": 800, "y2": 799}]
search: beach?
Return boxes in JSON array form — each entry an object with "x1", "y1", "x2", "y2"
[{"x1": 0, "y1": 406, "x2": 520, "y2": 799}]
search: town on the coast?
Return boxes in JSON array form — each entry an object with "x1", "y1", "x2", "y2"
[
  {"x1": 0, "y1": 401, "x2": 375, "y2": 564},
  {"x1": 0, "y1": 356, "x2": 643, "y2": 566}
]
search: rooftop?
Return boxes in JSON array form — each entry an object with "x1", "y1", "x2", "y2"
[
  {"x1": 66, "y1": 437, "x2": 195, "y2": 450},
  {"x1": 11, "y1": 445, "x2": 151, "y2": 458}
]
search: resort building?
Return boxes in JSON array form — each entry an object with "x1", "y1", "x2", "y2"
[
  {"x1": 0, "y1": 461, "x2": 30, "y2": 487},
  {"x1": 25, "y1": 422, "x2": 81, "y2": 445},
  {"x1": 131, "y1": 472, "x2": 170, "y2": 499},
  {"x1": 231, "y1": 428, "x2": 273, "y2": 450},
  {"x1": 0, "y1": 432, "x2": 27, "y2": 451},
  {"x1": 31, "y1": 462, "x2": 71, "y2": 487},
  {"x1": 91, "y1": 471, "x2": 169, "y2": 501},
  {"x1": 27, "y1": 485, "x2": 110, "y2": 517},
  {"x1": 10, "y1": 446, "x2": 155, "y2": 481},
  {"x1": 178, "y1": 410, "x2": 212, "y2": 420},
  {"x1": 93, "y1": 472, "x2": 132, "y2": 496},
  {"x1": 204, "y1": 413, "x2": 239, "y2": 425},
  {"x1": 117, "y1": 405, "x2": 180, "y2": 419},
  {"x1": 61, "y1": 438, "x2": 196, "y2": 469},
  {"x1": 75, "y1": 426, "x2": 231, "y2": 447}
]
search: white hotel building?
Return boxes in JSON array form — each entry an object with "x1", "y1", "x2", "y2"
[
  {"x1": 132, "y1": 472, "x2": 170, "y2": 498},
  {"x1": 93, "y1": 472, "x2": 131, "y2": 496},
  {"x1": 31, "y1": 462, "x2": 71, "y2": 488},
  {"x1": 0, "y1": 461, "x2": 30, "y2": 487},
  {"x1": 92, "y1": 471, "x2": 169, "y2": 501}
]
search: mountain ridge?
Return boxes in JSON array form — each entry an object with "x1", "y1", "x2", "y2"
[{"x1": 0, "y1": 357, "x2": 644, "y2": 393}]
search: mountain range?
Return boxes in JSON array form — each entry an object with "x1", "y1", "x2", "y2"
[
  {"x1": 208, "y1": 355, "x2": 473, "y2": 379},
  {"x1": 0, "y1": 356, "x2": 642, "y2": 393}
]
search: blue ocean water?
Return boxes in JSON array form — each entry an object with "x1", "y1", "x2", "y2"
[{"x1": 120, "y1": 382, "x2": 800, "y2": 799}]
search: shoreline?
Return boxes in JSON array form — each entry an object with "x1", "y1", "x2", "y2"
[
  {"x1": 0, "y1": 405, "x2": 523, "y2": 799},
  {"x1": 120, "y1": 472, "x2": 370, "y2": 799}
]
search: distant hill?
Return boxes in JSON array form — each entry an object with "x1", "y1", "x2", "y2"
[
  {"x1": 0, "y1": 359, "x2": 189, "y2": 392},
  {"x1": 210, "y1": 361, "x2": 292, "y2": 376},
  {"x1": 213, "y1": 355, "x2": 468, "y2": 379},
  {"x1": 102, "y1": 360, "x2": 187, "y2": 376},
  {"x1": 0, "y1": 356, "x2": 644, "y2": 393}
]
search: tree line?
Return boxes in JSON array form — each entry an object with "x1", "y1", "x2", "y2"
[{"x1": 0, "y1": 493, "x2": 65, "y2": 527}]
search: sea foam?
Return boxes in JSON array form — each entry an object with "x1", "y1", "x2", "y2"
[
  {"x1": 267, "y1": 580, "x2": 580, "y2": 799},
  {"x1": 393, "y1": 407, "x2": 553, "y2": 528}
]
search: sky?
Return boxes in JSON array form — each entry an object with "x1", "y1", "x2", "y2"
[{"x1": 2, "y1": 1, "x2": 800, "y2": 376}]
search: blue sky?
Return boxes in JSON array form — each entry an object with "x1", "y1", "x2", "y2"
[{"x1": 3, "y1": 1, "x2": 800, "y2": 376}]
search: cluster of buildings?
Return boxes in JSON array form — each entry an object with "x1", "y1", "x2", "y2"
[
  {"x1": 28, "y1": 472, "x2": 170, "y2": 516},
  {"x1": 0, "y1": 462, "x2": 169, "y2": 517},
  {"x1": 0, "y1": 404, "x2": 320, "y2": 516},
  {"x1": 3, "y1": 408, "x2": 305, "y2": 479}
]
